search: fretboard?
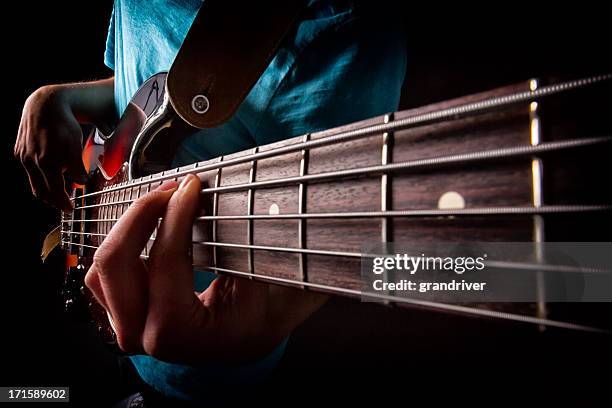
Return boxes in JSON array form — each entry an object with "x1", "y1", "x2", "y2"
[{"x1": 63, "y1": 74, "x2": 612, "y2": 332}]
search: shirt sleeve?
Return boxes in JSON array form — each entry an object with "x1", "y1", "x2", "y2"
[{"x1": 104, "y1": 4, "x2": 115, "y2": 70}]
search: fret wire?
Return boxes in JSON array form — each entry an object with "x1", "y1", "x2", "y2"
[
  {"x1": 126, "y1": 178, "x2": 135, "y2": 234},
  {"x1": 118, "y1": 181, "x2": 126, "y2": 231},
  {"x1": 136, "y1": 175, "x2": 145, "y2": 257},
  {"x1": 212, "y1": 157, "x2": 223, "y2": 267},
  {"x1": 247, "y1": 148, "x2": 258, "y2": 277},
  {"x1": 187, "y1": 163, "x2": 198, "y2": 260},
  {"x1": 109, "y1": 183, "x2": 116, "y2": 235},
  {"x1": 298, "y1": 134, "x2": 310, "y2": 287},
  {"x1": 529, "y1": 88, "x2": 548, "y2": 328},
  {"x1": 200, "y1": 136, "x2": 611, "y2": 196},
  {"x1": 104, "y1": 184, "x2": 109, "y2": 237},
  {"x1": 122, "y1": 177, "x2": 130, "y2": 218},
  {"x1": 79, "y1": 186, "x2": 86, "y2": 256},
  {"x1": 60, "y1": 204, "x2": 612, "y2": 224},
  {"x1": 61, "y1": 240, "x2": 612, "y2": 275},
  {"x1": 79, "y1": 186, "x2": 86, "y2": 254},
  {"x1": 99, "y1": 185, "x2": 105, "y2": 238},
  {"x1": 68, "y1": 188, "x2": 76, "y2": 252},
  {"x1": 296, "y1": 136, "x2": 310, "y2": 285},
  {"x1": 108, "y1": 184, "x2": 115, "y2": 236},
  {"x1": 144, "y1": 175, "x2": 153, "y2": 257},
  {"x1": 154, "y1": 170, "x2": 166, "y2": 245},
  {"x1": 381, "y1": 114, "x2": 393, "y2": 303},
  {"x1": 120, "y1": 182, "x2": 128, "y2": 219},
  {"x1": 116, "y1": 180, "x2": 123, "y2": 218},
  {"x1": 69, "y1": 74, "x2": 612, "y2": 202},
  {"x1": 154, "y1": 172, "x2": 167, "y2": 252},
  {"x1": 111, "y1": 182, "x2": 125, "y2": 236},
  {"x1": 110, "y1": 183, "x2": 118, "y2": 237},
  {"x1": 106, "y1": 184, "x2": 119, "y2": 237},
  {"x1": 111, "y1": 183, "x2": 125, "y2": 234},
  {"x1": 381, "y1": 114, "x2": 392, "y2": 243},
  {"x1": 74, "y1": 186, "x2": 83, "y2": 256},
  {"x1": 68, "y1": 136, "x2": 612, "y2": 213}
]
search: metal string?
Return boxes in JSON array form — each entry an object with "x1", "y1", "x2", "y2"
[
  {"x1": 61, "y1": 205, "x2": 612, "y2": 224},
  {"x1": 69, "y1": 74, "x2": 612, "y2": 203},
  {"x1": 71, "y1": 135, "x2": 612, "y2": 211},
  {"x1": 58, "y1": 240, "x2": 612, "y2": 334}
]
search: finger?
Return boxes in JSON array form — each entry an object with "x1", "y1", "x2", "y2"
[
  {"x1": 39, "y1": 167, "x2": 73, "y2": 212},
  {"x1": 96, "y1": 181, "x2": 178, "y2": 266},
  {"x1": 83, "y1": 267, "x2": 108, "y2": 310},
  {"x1": 89, "y1": 257, "x2": 148, "y2": 353},
  {"x1": 201, "y1": 274, "x2": 268, "y2": 318},
  {"x1": 143, "y1": 175, "x2": 204, "y2": 360},
  {"x1": 22, "y1": 158, "x2": 50, "y2": 201},
  {"x1": 92, "y1": 181, "x2": 178, "y2": 351},
  {"x1": 148, "y1": 174, "x2": 201, "y2": 302}
]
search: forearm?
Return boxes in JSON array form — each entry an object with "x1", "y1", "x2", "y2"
[{"x1": 42, "y1": 77, "x2": 116, "y2": 134}]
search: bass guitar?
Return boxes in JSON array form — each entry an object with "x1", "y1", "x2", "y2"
[{"x1": 50, "y1": 72, "x2": 612, "y2": 346}]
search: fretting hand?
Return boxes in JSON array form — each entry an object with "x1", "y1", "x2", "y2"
[{"x1": 85, "y1": 174, "x2": 327, "y2": 363}]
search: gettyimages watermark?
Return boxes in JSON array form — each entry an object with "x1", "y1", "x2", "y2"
[{"x1": 360, "y1": 242, "x2": 612, "y2": 302}]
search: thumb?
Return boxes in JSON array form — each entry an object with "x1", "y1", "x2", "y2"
[{"x1": 148, "y1": 174, "x2": 201, "y2": 301}]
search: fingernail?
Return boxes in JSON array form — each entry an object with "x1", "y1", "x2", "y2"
[
  {"x1": 156, "y1": 181, "x2": 179, "y2": 191},
  {"x1": 178, "y1": 174, "x2": 196, "y2": 191}
]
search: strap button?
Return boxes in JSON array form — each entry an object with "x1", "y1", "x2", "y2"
[{"x1": 191, "y1": 94, "x2": 210, "y2": 114}]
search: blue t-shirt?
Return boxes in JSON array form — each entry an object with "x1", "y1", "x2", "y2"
[{"x1": 105, "y1": 0, "x2": 406, "y2": 401}]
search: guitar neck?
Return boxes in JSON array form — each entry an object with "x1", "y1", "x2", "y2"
[{"x1": 68, "y1": 74, "x2": 612, "y2": 331}]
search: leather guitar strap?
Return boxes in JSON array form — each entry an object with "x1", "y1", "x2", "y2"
[{"x1": 167, "y1": 0, "x2": 307, "y2": 129}]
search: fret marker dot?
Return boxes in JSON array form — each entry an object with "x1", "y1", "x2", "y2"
[
  {"x1": 438, "y1": 191, "x2": 465, "y2": 209},
  {"x1": 268, "y1": 203, "x2": 280, "y2": 215}
]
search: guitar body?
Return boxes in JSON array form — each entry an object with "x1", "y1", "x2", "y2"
[
  {"x1": 64, "y1": 73, "x2": 176, "y2": 344},
  {"x1": 61, "y1": 73, "x2": 612, "y2": 348}
]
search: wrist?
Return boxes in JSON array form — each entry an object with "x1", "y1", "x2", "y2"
[{"x1": 36, "y1": 79, "x2": 117, "y2": 135}]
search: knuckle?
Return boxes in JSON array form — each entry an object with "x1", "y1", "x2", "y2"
[
  {"x1": 83, "y1": 268, "x2": 97, "y2": 291},
  {"x1": 127, "y1": 189, "x2": 169, "y2": 216},
  {"x1": 92, "y1": 246, "x2": 119, "y2": 273}
]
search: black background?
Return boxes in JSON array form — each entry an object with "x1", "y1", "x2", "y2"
[{"x1": 3, "y1": 1, "x2": 611, "y2": 405}]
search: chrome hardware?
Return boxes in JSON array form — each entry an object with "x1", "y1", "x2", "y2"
[{"x1": 191, "y1": 94, "x2": 210, "y2": 114}]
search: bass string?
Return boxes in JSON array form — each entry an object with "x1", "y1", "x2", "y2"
[
  {"x1": 70, "y1": 135, "x2": 612, "y2": 212},
  {"x1": 60, "y1": 205, "x2": 612, "y2": 224},
  {"x1": 61, "y1": 231, "x2": 612, "y2": 275},
  {"x1": 59, "y1": 240, "x2": 611, "y2": 334},
  {"x1": 69, "y1": 74, "x2": 612, "y2": 203}
]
